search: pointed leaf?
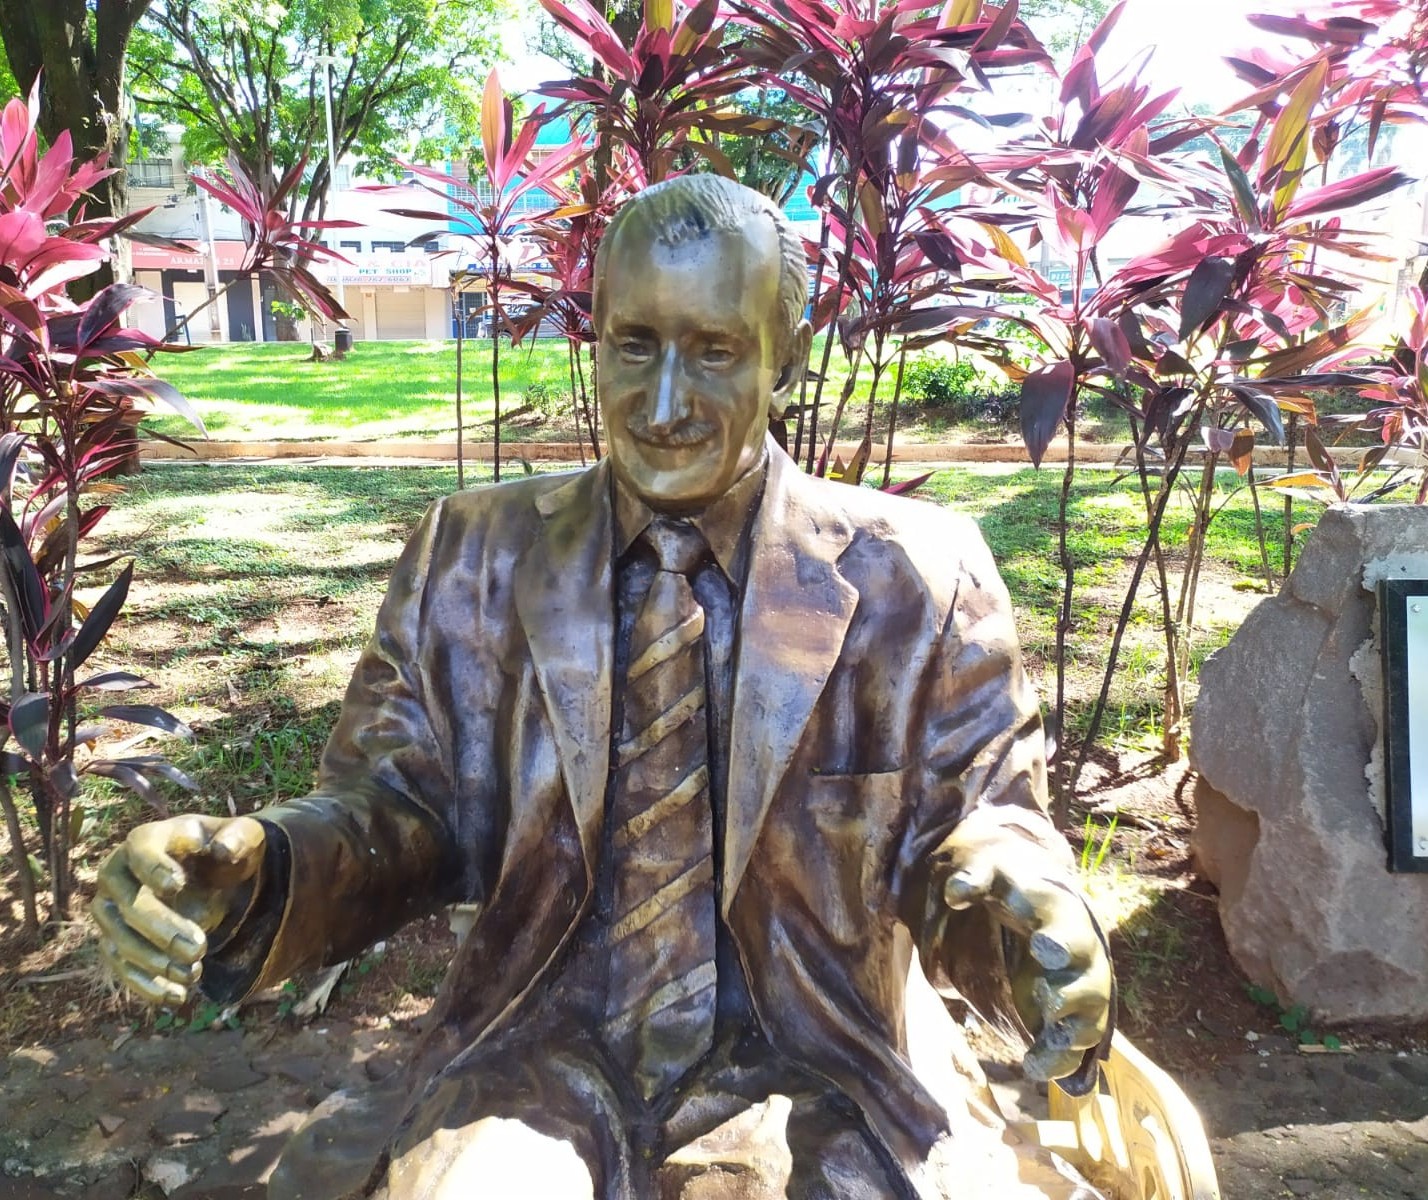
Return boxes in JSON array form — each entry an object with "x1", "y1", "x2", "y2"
[
  {"x1": 481, "y1": 68, "x2": 508, "y2": 177},
  {"x1": 85, "y1": 761, "x2": 155, "y2": 802},
  {"x1": 70, "y1": 562, "x2": 132, "y2": 670},
  {"x1": 98, "y1": 705, "x2": 193, "y2": 739},
  {"x1": 76, "y1": 284, "x2": 149, "y2": 349},
  {"x1": 77, "y1": 670, "x2": 154, "y2": 691},
  {"x1": 10, "y1": 691, "x2": 48, "y2": 759},
  {"x1": 0, "y1": 506, "x2": 46, "y2": 641},
  {"x1": 1228, "y1": 428, "x2": 1255, "y2": 476},
  {"x1": 1227, "y1": 385, "x2": 1285, "y2": 444},
  {"x1": 1020, "y1": 360, "x2": 1075, "y2": 468},
  {"x1": 1180, "y1": 256, "x2": 1237, "y2": 341}
]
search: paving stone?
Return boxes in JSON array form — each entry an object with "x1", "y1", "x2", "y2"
[
  {"x1": 79, "y1": 1163, "x2": 139, "y2": 1200},
  {"x1": 259, "y1": 1056, "x2": 324, "y2": 1088},
  {"x1": 152, "y1": 1093, "x2": 226, "y2": 1143},
  {"x1": 1389, "y1": 1056, "x2": 1428, "y2": 1088},
  {"x1": 205, "y1": 1060, "x2": 268, "y2": 1093}
]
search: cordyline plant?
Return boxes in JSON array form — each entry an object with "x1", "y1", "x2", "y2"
[
  {"x1": 1227, "y1": 0, "x2": 1428, "y2": 560},
  {"x1": 0, "y1": 88, "x2": 207, "y2": 936},
  {"x1": 172, "y1": 152, "x2": 355, "y2": 346},
  {"x1": 991, "y1": 4, "x2": 1411, "y2": 791},
  {"x1": 367, "y1": 68, "x2": 589, "y2": 486},
  {"x1": 510, "y1": 157, "x2": 639, "y2": 464},
  {"x1": 735, "y1": 0, "x2": 1051, "y2": 475},
  {"x1": 537, "y1": 0, "x2": 776, "y2": 189}
]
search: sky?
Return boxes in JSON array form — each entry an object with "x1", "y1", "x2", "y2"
[
  {"x1": 1099, "y1": 0, "x2": 1288, "y2": 107},
  {"x1": 501, "y1": 0, "x2": 1301, "y2": 108}
]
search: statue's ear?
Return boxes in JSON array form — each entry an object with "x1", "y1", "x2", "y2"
[{"x1": 770, "y1": 319, "x2": 813, "y2": 414}]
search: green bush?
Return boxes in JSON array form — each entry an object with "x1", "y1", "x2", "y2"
[
  {"x1": 903, "y1": 354, "x2": 1018, "y2": 428},
  {"x1": 523, "y1": 380, "x2": 570, "y2": 419},
  {"x1": 903, "y1": 355, "x2": 982, "y2": 417}
]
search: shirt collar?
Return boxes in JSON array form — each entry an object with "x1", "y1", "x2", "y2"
[{"x1": 611, "y1": 447, "x2": 769, "y2": 580}]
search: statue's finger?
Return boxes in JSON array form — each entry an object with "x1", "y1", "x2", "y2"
[
  {"x1": 1022, "y1": 1026, "x2": 1086, "y2": 1084},
  {"x1": 1031, "y1": 973, "x2": 1111, "y2": 1048},
  {"x1": 125, "y1": 884, "x2": 208, "y2": 965},
  {"x1": 95, "y1": 847, "x2": 141, "y2": 910},
  {"x1": 942, "y1": 858, "x2": 996, "y2": 910},
  {"x1": 991, "y1": 876, "x2": 1098, "y2": 974},
  {"x1": 208, "y1": 816, "x2": 265, "y2": 877},
  {"x1": 126, "y1": 816, "x2": 210, "y2": 897},
  {"x1": 97, "y1": 938, "x2": 191, "y2": 1008},
  {"x1": 93, "y1": 900, "x2": 202, "y2": 989}
]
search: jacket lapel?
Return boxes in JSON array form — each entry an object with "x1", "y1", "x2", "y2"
[
  {"x1": 725, "y1": 446, "x2": 857, "y2": 906},
  {"x1": 513, "y1": 462, "x2": 614, "y2": 876}
]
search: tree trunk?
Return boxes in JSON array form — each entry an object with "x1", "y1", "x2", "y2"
[{"x1": 1, "y1": 0, "x2": 152, "y2": 298}]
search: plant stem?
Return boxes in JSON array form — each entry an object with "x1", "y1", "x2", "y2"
[
  {"x1": 1069, "y1": 430, "x2": 1198, "y2": 801},
  {"x1": 1247, "y1": 465, "x2": 1276, "y2": 594},
  {"x1": 0, "y1": 778, "x2": 38, "y2": 936},
  {"x1": 574, "y1": 342, "x2": 599, "y2": 460},
  {"x1": 1283, "y1": 412, "x2": 1298, "y2": 575},
  {"x1": 796, "y1": 219, "x2": 832, "y2": 465},
  {"x1": 1051, "y1": 403, "x2": 1077, "y2": 827},
  {"x1": 881, "y1": 344, "x2": 908, "y2": 490},
  {"x1": 567, "y1": 341, "x2": 586, "y2": 468},
  {"x1": 806, "y1": 174, "x2": 860, "y2": 473},
  {"x1": 454, "y1": 290, "x2": 465, "y2": 491},
  {"x1": 490, "y1": 258, "x2": 502, "y2": 484}
]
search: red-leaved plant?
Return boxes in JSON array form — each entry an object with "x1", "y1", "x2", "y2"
[
  {"x1": 0, "y1": 86, "x2": 207, "y2": 934},
  {"x1": 366, "y1": 68, "x2": 589, "y2": 485}
]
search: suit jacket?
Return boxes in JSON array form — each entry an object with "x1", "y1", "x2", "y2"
[{"x1": 234, "y1": 441, "x2": 1075, "y2": 1197}]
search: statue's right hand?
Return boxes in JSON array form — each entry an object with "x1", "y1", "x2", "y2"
[{"x1": 91, "y1": 814, "x2": 266, "y2": 1007}]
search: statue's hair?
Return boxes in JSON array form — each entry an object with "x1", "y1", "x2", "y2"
[{"x1": 593, "y1": 175, "x2": 807, "y2": 352}]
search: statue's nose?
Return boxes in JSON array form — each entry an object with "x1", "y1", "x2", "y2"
[{"x1": 647, "y1": 345, "x2": 692, "y2": 432}]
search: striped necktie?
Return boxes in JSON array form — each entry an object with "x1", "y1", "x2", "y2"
[{"x1": 603, "y1": 517, "x2": 718, "y2": 1100}]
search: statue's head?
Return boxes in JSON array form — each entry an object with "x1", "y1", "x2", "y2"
[{"x1": 593, "y1": 175, "x2": 811, "y2": 513}]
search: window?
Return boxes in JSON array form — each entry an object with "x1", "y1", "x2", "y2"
[
  {"x1": 371, "y1": 240, "x2": 406, "y2": 253},
  {"x1": 128, "y1": 161, "x2": 176, "y2": 188},
  {"x1": 339, "y1": 240, "x2": 363, "y2": 253}
]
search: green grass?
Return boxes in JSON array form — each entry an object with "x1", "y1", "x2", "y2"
[
  {"x1": 79, "y1": 459, "x2": 1300, "y2": 811},
  {"x1": 147, "y1": 341, "x2": 578, "y2": 441},
  {"x1": 146, "y1": 337, "x2": 960, "y2": 445}
]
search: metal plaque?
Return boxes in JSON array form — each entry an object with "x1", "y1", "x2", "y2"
[{"x1": 1381, "y1": 579, "x2": 1428, "y2": 872}]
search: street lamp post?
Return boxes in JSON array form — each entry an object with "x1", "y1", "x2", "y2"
[{"x1": 314, "y1": 53, "x2": 347, "y2": 323}]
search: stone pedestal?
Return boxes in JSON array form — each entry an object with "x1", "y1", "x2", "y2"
[{"x1": 1191, "y1": 504, "x2": 1428, "y2": 1022}]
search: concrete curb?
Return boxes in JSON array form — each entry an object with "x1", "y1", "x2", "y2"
[{"x1": 138, "y1": 438, "x2": 1367, "y2": 468}]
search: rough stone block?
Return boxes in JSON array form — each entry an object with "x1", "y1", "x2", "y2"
[{"x1": 1191, "y1": 505, "x2": 1428, "y2": 1021}]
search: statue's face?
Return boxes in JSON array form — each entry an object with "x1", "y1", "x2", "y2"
[{"x1": 597, "y1": 219, "x2": 794, "y2": 513}]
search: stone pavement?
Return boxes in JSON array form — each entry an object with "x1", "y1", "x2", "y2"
[{"x1": 2, "y1": 1019, "x2": 1425, "y2": 1198}]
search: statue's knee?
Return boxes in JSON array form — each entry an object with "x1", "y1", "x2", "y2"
[{"x1": 387, "y1": 1116, "x2": 595, "y2": 1200}]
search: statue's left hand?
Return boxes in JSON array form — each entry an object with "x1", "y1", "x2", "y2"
[{"x1": 940, "y1": 829, "x2": 1111, "y2": 1083}]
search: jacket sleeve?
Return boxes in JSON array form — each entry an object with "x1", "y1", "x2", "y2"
[
  {"x1": 895, "y1": 515, "x2": 1087, "y2": 1039},
  {"x1": 203, "y1": 498, "x2": 463, "y2": 1001}
]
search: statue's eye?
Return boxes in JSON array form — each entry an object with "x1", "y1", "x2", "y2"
[
  {"x1": 701, "y1": 345, "x2": 736, "y2": 368},
  {"x1": 619, "y1": 338, "x2": 653, "y2": 361}
]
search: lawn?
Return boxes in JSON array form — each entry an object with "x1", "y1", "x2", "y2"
[
  {"x1": 70, "y1": 459, "x2": 1307, "y2": 813},
  {"x1": 145, "y1": 338, "x2": 969, "y2": 444}
]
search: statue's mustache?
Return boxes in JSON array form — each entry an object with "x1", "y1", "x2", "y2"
[{"x1": 624, "y1": 413, "x2": 719, "y2": 447}]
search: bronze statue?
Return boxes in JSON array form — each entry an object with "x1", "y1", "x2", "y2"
[{"x1": 92, "y1": 175, "x2": 1113, "y2": 1199}]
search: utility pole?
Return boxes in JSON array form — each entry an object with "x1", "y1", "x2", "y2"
[
  {"x1": 314, "y1": 53, "x2": 347, "y2": 322},
  {"x1": 194, "y1": 165, "x2": 223, "y2": 342}
]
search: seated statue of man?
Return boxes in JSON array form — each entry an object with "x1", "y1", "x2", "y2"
[{"x1": 92, "y1": 175, "x2": 1112, "y2": 1200}]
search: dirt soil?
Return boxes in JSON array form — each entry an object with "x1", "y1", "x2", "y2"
[{"x1": 4, "y1": 750, "x2": 1428, "y2": 1199}]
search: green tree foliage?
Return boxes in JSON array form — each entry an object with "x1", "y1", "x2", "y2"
[
  {"x1": 0, "y1": 0, "x2": 154, "y2": 281},
  {"x1": 1017, "y1": 0, "x2": 1109, "y2": 59},
  {"x1": 129, "y1": 0, "x2": 506, "y2": 236}
]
